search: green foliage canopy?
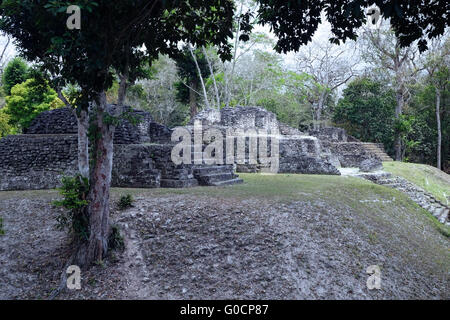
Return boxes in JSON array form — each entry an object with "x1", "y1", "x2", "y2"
[
  {"x1": 4, "y1": 78, "x2": 63, "y2": 130},
  {"x1": 334, "y1": 77, "x2": 396, "y2": 153},
  {"x1": 2, "y1": 57, "x2": 29, "y2": 95}
]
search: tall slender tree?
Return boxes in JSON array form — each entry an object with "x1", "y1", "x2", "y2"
[
  {"x1": 422, "y1": 37, "x2": 450, "y2": 170},
  {"x1": 175, "y1": 45, "x2": 210, "y2": 117}
]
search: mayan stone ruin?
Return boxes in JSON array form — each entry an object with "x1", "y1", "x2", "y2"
[
  {"x1": 0, "y1": 105, "x2": 387, "y2": 191},
  {"x1": 186, "y1": 106, "x2": 384, "y2": 174},
  {"x1": 0, "y1": 106, "x2": 241, "y2": 191}
]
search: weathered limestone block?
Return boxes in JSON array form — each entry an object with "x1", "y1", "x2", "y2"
[
  {"x1": 309, "y1": 127, "x2": 348, "y2": 142},
  {"x1": 359, "y1": 158, "x2": 383, "y2": 172},
  {"x1": 112, "y1": 144, "x2": 161, "y2": 188},
  {"x1": 190, "y1": 106, "x2": 280, "y2": 133},
  {"x1": 325, "y1": 142, "x2": 382, "y2": 171}
]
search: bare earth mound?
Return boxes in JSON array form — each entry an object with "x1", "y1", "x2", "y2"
[{"x1": 0, "y1": 174, "x2": 449, "y2": 299}]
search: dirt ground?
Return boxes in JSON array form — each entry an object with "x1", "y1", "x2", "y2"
[{"x1": 0, "y1": 180, "x2": 448, "y2": 300}]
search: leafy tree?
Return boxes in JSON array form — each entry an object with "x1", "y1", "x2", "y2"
[
  {"x1": 295, "y1": 41, "x2": 359, "y2": 130},
  {"x1": 175, "y1": 46, "x2": 209, "y2": 117},
  {"x1": 0, "y1": 0, "x2": 237, "y2": 267},
  {"x1": 126, "y1": 54, "x2": 187, "y2": 126},
  {"x1": 407, "y1": 75, "x2": 450, "y2": 169},
  {"x1": 421, "y1": 37, "x2": 450, "y2": 170},
  {"x1": 359, "y1": 22, "x2": 425, "y2": 161},
  {"x1": 334, "y1": 77, "x2": 396, "y2": 155},
  {"x1": 4, "y1": 78, "x2": 63, "y2": 130},
  {"x1": 257, "y1": 0, "x2": 449, "y2": 53},
  {"x1": 2, "y1": 57, "x2": 28, "y2": 95}
]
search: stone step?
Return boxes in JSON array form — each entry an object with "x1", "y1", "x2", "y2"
[
  {"x1": 364, "y1": 171, "x2": 448, "y2": 226},
  {"x1": 193, "y1": 165, "x2": 233, "y2": 176},
  {"x1": 160, "y1": 179, "x2": 198, "y2": 188},
  {"x1": 196, "y1": 172, "x2": 235, "y2": 185},
  {"x1": 361, "y1": 143, "x2": 392, "y2": 161},
  {"x1": 210, "y1": 178, "x2": 244, "y2": 187},
  {"x1": 365, "y1": 149, "x2": 389, "y2": 154},
  {"x1": 440, "y1": 208, "x2": 450, "y2": 223}
]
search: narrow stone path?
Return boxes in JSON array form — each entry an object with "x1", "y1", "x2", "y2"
[{"x1": 355, "y1": 171, "x2": 450, "y2": 226}]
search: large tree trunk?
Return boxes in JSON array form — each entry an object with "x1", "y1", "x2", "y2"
[
  {"x1": 189, "y1": 81, "x2": 198, "y2": 118},
  {"x1": 77, "y1": 92, "x2": 115, "y2": 266},
  {"x1": 435, "y1": 87, "x2": 442, "y2": 170},
  {"x1": 77, "y1": 109, "x2": 89, "y2": 178}
]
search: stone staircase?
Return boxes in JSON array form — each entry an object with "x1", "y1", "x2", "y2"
[
  {"x1": 358, "y1": 172, "x2": 450, "y2": 226},
  {"x1": 193, "y1": 164, "x2": 243, "y2": 187},
  {"x1": 361, "y1": 143, "x2": 393, "y2": 161}
]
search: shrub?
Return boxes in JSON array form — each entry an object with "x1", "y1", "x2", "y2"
[
  {"x1": 4, "y1": 78, "x2": 63, "y2": 130},
  {"x1": 53, "y1": 174, "x2": 90, "y2": 240},
  {"x1": 117, "y1": 194, "x2": 134, "y2": 210},
  {"x1": 108, "y1": 225, "x2": 124, "y2": 251},
  {"x1": 0, "y1": 216, "x2": 5, "y2": 235},
  {"x1": 0, "y1": 109, "x2": 13, "y2": 138}
]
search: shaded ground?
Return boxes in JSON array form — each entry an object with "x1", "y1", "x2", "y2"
[{"x1": 0, "y1": 174, "x2": 449, "y2": 299}]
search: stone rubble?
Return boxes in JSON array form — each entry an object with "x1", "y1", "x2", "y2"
[{"x1": 345, "y1": 169, "x2": 450, "y2": 226}]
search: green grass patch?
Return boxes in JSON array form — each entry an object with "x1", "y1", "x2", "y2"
[
  {"x1": 111, "y1": 172, "x2": 450, "y2": 238},
  {"x1": 112, "y1": 173, "x2": 382, "y2": 202},
  {"x1": 383, "y1": 162, "x2": 450, "y2": 204}
]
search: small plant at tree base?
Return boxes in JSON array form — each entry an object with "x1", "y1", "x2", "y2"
[
  {"x1": 117, "y1": 194, "x2": 134, "y2": 210},
  {"x1": 53, "y1": 174, "x2": 90, "y2": 240},
  {"x1": 108, "y1": 225, "x2": 125, "y2": 252},
  {"x1": 0, "y1": 216, "x2": 5, "y2": 235}
]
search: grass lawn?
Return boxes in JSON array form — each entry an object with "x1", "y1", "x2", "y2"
[
  {"x1": 113, "y1": 172, "x2": 450, "y2": 238},
  {"x1": 1, "y1": 171, "x2": 448, "y2": 237},
  {"x1": 383, "y1": 162, "x2": 450, "y2": 205}
]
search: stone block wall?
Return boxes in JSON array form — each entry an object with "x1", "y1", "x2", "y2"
[
  {"x1": 0, "y1": 134, "x2": 78, "y2": 190},
  {"x1": 24, "y1": 107, "x2": 153, "y2": 145},
  {"x1": 112, "y1": 144, "x2": 161, "y2": 188},
  {"x1": 325, "y1": 142, "x2": 382, "y2": 170},
  {"x1": 24, "y1": 108, "x2": 78, "y2": 134},
  {"x1": 190, "y1": 106, "x2": 280, "y2": 133},
  {"x1": 309, "y1": 127, "x2": 348, "y2": 142},
  {"x1": 0, "y1": 134, "x2": 199, "y2": 190}
]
